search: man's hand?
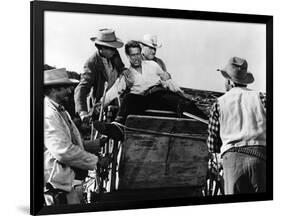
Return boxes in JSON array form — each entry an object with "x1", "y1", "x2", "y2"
[
  {"x1": 159, "y1": 72, "x2": 171, "y2": 81},
  {"x1": 83, "y1": 136, "x2": 109, "y2": 154},
  {"x1": 79, "y1": 111, "x2": 92, "y2": 124},
  {"x1": 160, "y1": 79, "x2": 184, "y2": 94},
  {"x1": 93, "y1": 102, "x2": 102, "y2": 116},
  {"x1": 98, "y1": 155, "x2": 112, "y2": 169}
]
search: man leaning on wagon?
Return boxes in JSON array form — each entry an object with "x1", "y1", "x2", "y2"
[
  {"x1": 93, "y1": 40, "x2": 207, "y2": 141},
  {"x1": 44, "y1": 68, "x2": 109, "y2": 205},
  {"x1": 207, "y1": 57, "x2": 266, "y2": 195}
]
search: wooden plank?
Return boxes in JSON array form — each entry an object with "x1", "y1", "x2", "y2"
[
  {"x1": 125, "y1": 115, "x2": 208, "y2": 134},
  {"x1": 118, "y1": 115, "x2": 209, "y2": 190}
]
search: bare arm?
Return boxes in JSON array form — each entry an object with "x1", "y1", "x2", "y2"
[{"x1": 74, "y1": 59, "x2": 95, "y2": 114}]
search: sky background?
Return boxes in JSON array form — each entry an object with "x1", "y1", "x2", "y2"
[{"x1": 45, "y1": 11, "x2": 266, "y2": 92}]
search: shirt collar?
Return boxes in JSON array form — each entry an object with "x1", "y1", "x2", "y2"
[{"x1": 46, "y1": 97, "x2": 65, "y2": 112}]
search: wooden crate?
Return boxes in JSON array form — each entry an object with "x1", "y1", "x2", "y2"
[{"x1": 118, "y1": 115, "x2": 209, "y2": 190}]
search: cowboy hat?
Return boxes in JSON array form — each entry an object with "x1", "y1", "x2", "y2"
[
  {"x1": 90, "y1": 28, "x2": 124, "y2": 48},
  {"x1": 44, "y1": 68, "x2": 79, "y2": 86},
  {"x1": 217, "y1": 57, "x2": 254, "y2": 85},
  {"x1": 140, "y1": 34, "x2": 162, "y2": 48}
]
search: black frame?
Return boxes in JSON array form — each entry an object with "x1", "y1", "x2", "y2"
[{"x1": 31, "y1": 0, "x2": 273, "y2": 215}]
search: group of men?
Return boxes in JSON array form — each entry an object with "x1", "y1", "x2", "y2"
[{"x1": 44, "y1": 28, "x2": 266, "y2": 205}]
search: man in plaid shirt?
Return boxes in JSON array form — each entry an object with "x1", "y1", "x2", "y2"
[{"x1": 207, "y1": 57, "x2": 266, "y2": 195}]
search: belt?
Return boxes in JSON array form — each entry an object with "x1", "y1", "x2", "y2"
[{"x1": 222, "y1": 146, "x2": 266, "y2": 161}]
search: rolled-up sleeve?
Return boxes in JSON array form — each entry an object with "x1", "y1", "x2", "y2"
[
  {"x1": 207, "y1": 102, "x2": 222, "y2": 153},
  {"x1": 103, "y1": 75, "x2": 127, "y2": 107}
]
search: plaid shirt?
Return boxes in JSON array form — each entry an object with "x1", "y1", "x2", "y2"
[{"x1": 207, "y1": 92, "x2": 266, "y2": 153}]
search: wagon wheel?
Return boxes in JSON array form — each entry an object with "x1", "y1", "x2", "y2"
[
  {"x1": 103, "y1": 105, "x2": 121, "y2": 192},
  {"x1": 107, "y1": 139, "x2": 122, "y2": 192},
  {"x1": 83, "y1": 138, "x2": 121, "y2": 203},
  {"x1": 99, "y1": 138, "x2": 121, "y2": 193},
  {"x1": 203, "y1": 158, "x2": 224, "y2": 196},
  {"x1": 92, "y1": 139, "x2": 120, "y2": 193}
]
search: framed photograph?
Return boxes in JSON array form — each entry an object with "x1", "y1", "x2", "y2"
[{"x1": 31, "y1": 0, "x2": 273, "y2": 215}]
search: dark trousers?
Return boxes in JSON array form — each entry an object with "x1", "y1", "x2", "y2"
[{"x1": 116, "y1": 89, "x2": 207, "y2": 124}]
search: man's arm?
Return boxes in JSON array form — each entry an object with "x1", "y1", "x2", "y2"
[
  {"x1": 259, "y1": 92, "x2": 266, "y2": 112},
  {"x1": 83, "y1": 137, "x2": 108, "y2": 155},
  {"x1": 152, "y1": 60, "x2": 171, "y2": 81},
  {"x1": 74, "y1": 59, "x2": 95, "y2": 116},
  {"x1": 150, "y1": 61, "x2": 182, "y2": 93},
  {"x1": 102, "y1": 74, "x2": 127, "y2": 107},
  {"x1": 159, "y1": 71, "x2": 171, "y2": 81},
  {"x1": 155, "y1": 57, "x2": 168, "y2": 73},
  {"x1": 207, "y1": 102, "x2": 222, "y2": 153},
  {"x1": 45, "y1": 113, "x2": 98, "y2": 170}
]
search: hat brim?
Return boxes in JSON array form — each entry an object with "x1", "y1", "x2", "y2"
[
  {"x1": 140, "y1": 41, "x2": 162, "y2": 49},
  {"x1": 90, "y1": 37, "x2": 124, "y2": 48},
  {"x1": 44, "y1": 79, "x2": 79, "y2": 86},
  {"x1": 218, "y1": 69, "x2": 254, "y2": 85}
]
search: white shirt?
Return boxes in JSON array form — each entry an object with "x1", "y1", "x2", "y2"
[{"x1": 103, "y1": 60, "x2": 182, "y2": 106}]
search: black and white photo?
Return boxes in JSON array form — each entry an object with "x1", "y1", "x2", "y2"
[{"x1": 31, "y1": 1, "x2": 273, "y2": 215}]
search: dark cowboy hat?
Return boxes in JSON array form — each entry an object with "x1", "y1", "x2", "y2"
[
  {"x1": 90, "y1": 28, "x2": 124, "y2": 48},
  {"x1": 44, "y1": 68, "x2": 79, "y2": 86},
  {"x1": 217, "y1": 57, "x2": 254, "y2": 85}
]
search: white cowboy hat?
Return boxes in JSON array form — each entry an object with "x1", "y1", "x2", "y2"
[
  {"x1": 217, "y1": 57, "x2": 254, "y2": 85},
  {"x1": 44, "y1": 68, "x2": 79, "y2": 86},
  {"x1": 90, "y1": 28, "x2": 124, "y2": 48},
  {"x1": 140, "y1": 34, "x2": 162, "y2": 48}
]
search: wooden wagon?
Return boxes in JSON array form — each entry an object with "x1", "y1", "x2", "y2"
[
  {"x1": 88, "y1": 114, "x2": 213, "y2": 203},
  {"x1": 85, "y1": 88, "x2": 224, "y2": 203}
]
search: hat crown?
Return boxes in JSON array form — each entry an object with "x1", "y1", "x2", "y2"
[
  {"x1": 227, "y1": 57, "x2": 249, "y2": 79},
  {"x1": 44, "y1": 68, "x2": 78, "y2": 85},
  {"x1": 230, "y1": 57, "x2": 248, "y2": 72},
  {"x1": 90, "y1": 28, "x2": 124, "y2": 48},
  {"x1": 45, "y1": 68, "x2": 67, "y2": 82},
  {"x1": 97, "y1": 28, "x2": 117, "y2": 42},
  {"x1": 142, "y1": 34, "x2": 162, "y2": 48},
  {"x1": 144, "y1": 34, "x2": 157, "y2": 45},
  {"x1": 219, "y1": 56, "x2": 254, "y2": 85}
]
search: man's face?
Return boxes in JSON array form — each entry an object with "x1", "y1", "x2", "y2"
[
  {"x1": 142, "y1": 44, "x2": 156, "y2": 60},
  {"x1": 100, "y1": 46, "x2": 116, "y2": 59},
  {"x1": 127, "y1": 47, "x2": 142, "y2": 68},
  {"x1": 53, "y1": 86, "x2": 74, "y2": 104}
]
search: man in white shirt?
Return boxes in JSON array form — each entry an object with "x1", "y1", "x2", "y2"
[{"x1": 93, "y1": 40, "x2": 207, "y2": 140}]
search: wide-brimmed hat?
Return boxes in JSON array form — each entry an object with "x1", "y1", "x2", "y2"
[
  {"x1": 217, "y1": 57, "x2": 254, "y2": 85},
  {"x1": 44, "y1": 68, "x2": 79, "y2": 86},
  {"x1": 140, "y1": 34, "x2": 162, "y2": 49},
  {"x1": 90, "y1": 28, "x2": 124, "y2": 48}
]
